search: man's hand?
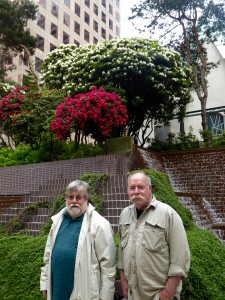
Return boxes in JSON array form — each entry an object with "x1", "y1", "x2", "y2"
[
  {"x1": 160, "y1": 276, "x2": 182, "y2": 300},
  {"x1": 120, "y1": 270, "x2": 128, "y2": 298},
  {"x1": 41, "y1": 290, "x2": 47, "y2": 298}
]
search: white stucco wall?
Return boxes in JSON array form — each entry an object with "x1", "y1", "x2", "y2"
[{"x1": 170, "y1": 42, "x2": 225, "y2": 139}]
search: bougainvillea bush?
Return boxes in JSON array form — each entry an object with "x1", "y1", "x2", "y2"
[{"x1": 51, "y1": 87, "x2": 128, "y2": 143}]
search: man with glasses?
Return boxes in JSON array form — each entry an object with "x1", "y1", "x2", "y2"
[
  {"x1": 40, "y1": 180, "x2": 116, "y2": 300},
  {"x1": 118, "y1": 171, "x2": 190, "y2": 300}
]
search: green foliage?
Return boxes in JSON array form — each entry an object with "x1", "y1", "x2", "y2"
[
  {"x1": 148, "y1": 127, "x2": 200, "y2": 152},
  {"x1": 130, "y1": 0, "x2": 225, "y2": 134},
  {"x1": 0, "y1": 233, "x2": 46, "y2": 300},
  {"x1": 0, "y1": 170, "x2": 225, "y2": 299},
  {"x1": 142, "y1": 169, "x2": 194, "y2": 230},
  {"x1": 182, "y1": 227, "x2": 225, "y2": 300},
  {"x1": 0, "y1": 142, "x2": 105, "y2": 167},
  {"x1": 148, "y1": 128, "x2": 225, "y2": 152},
  {"x1": 41, "y1": 38, "x2": 192, "y2": 144}
]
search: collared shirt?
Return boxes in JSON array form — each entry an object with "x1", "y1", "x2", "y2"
[{"x1": 118, "y1": 197, "x2": 190, "y2": 300}]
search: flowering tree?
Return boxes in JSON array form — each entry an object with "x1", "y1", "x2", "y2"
[
  {"x1": 41, "y1": 38, "x2": 193, "y2": 145},
  {"x1": 51, "y1": 87, "x2": 128, "y2": 144},
  {"x1": 0, "y1": 87, "x2": 64, "y2": 148}
]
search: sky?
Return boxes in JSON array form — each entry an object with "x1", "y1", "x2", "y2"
[{"x1": 119, "y1": 0, "x2": 225, "y2": 58}]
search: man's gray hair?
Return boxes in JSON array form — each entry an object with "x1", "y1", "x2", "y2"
[
  {"x1": 66, "y1": 180, "x2": 90, "y2": 200},
  {"x1": 128, "y1": 171, "x2": 152, "y2": 186}
]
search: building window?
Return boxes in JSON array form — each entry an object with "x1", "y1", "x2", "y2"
[
  {"x1": 84, "y1": 12, "x2": 90, "y2": 25},
  {"x1": 116, "y1": 25, "x2": 120, "y2": 35},
  {"x1": 109, "y1": 19, "x2": 113, "y2": 30},
  {"x1": 37, "y1": 13, "x2": 45, "y2": 29},
  {"x1": 51, "y1": 23, "x2": 58, "y2": 38},
  {"x1": 63, "y1": 31, "x2": 70, "y2": 44},
  {"x1": 109, "y1": 4, "x2": 113, "y2": 15},
  {"x1": 74, "y1": 21, "x2": 80, "y2": 35},
  {"x1": 38, "y1": 0, "x2": 46, "y2": 8},
  {"x1": 93, "y1": 20, "x2": 98, "y2": 32},
  {"x1": 116, "y1": 0, "x2": 119, "y2": 8},
  {"x1": 74, "y1": 39, "x2": 80, "y2": 46},
  {"x1": 51, "y1": 2, "x2": 59, "y2": 18},
  {"x1": 101, "y1": 28, "x2": 106, "y2": 39},
  {"x1": 35, "y1": 57, "x2": 43, "y2": 73},
  {"x1": 64, "y1": 0, "x2": 70, "y2": 8},
  {"x1": 37, "y1": 34, "x2": 44, "y2": 51},
  {"x1": 85, "y1": 0, "x2": 90, "y2": 7},
  {"x1": 109, "y1": 34, "x2": 113, "y2": 40},
  {"x1": 75, "y1": 3, "x2": 80, "y2": 17},
  {"x1": 116, "y1": 11, "x2": 120, "y2": 22},
  {"x1": 93, "y1": 37, "x2": 98, "y2": 44},
  {"x1": 102, "y1": 0, "x2": 106, "y2": 8},
  {"x1": 64, "y1": 12, "x2": 70, "y2": 27},
  {"x1": 207, "y1": 112, "x2": 225, "y2": 135},
  {"x1": 93, "y1": 4, "x2": 98, "y2": 16},
  {"x1": 102, "y1": 12, "x2": 106, "y2": 23},
  {"x1": 84, "y1": 29, "x2": 90, "y2": 42},
  {"x1": 50, "y1": 43, "x2": 56, "y2": 52}
]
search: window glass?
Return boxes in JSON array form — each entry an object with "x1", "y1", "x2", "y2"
[
  {"x1": 84, "y1": 29, "x2": 90, "y2": 42},
  {"x1": 35, "y1": 57, "x2": 43, "y2": 73},
  {"x1": 93, "y1": 20, "x2": 98, "y2": 32},
  {"x1": 116, "y1": 25, "x2": 120, "y2": 35},
  {"x1": 85, "y1": 0, "x2": 90, "y2": 7},
  {"x1": 64, "y1": 12, "x2": 70, "y2": 27},
  {"x1": 102, "y1": 12, "x2": 106, "y2": 23},
  {"x1": 116, "y1": 11, "x2": 120, "y2": 21},
  {"x1": 84, "y1": 12, "x2": 90, "y2": 25},
  {"x1": 37, "y1": 13, "x2": 45, "y2": 29},
  {"x1": 74, "y1": 39, "x2": 80, "y2": 46},
  {"x1": 109, "y1": 4, "x2": 113, "y2": 15},
  {"x1": 75, "y1": 3, "x2": 80, "y2": 17},
  {"x1": 102, "y1": 0, "x2": 106, "y2": 8},
  {"x1": 51, "y1": 2, "x2": 59, "y2": 18},
  {"x1": 93, "y1": 4, "x2": 98, "y2": 16},
  {"x1": 93, "y1": 37, "x2": 98, "y2": 44},
  {"x1": 64, "y1": 0, "x2": 70, "y2": 8},
  {"x1": 50, "y1": 43, "x2": 56, "y2": 52},
  {"x1": 51, "y1": 23, "x2": 58, "y2": 38},
  {"x1": 207, "y1": 112, "x2": 225, "y2": 135},
  {"x1": 38, "y1": 0, "x2": 46, "y2": 8},
  {"x1": 101, "y1": 28, "x2": 106, "y2": 39},
  {"x1": 109, "y1": 19, "x2": 113, "y2": 30},
  {"x1": 74, "y1": 21, "x2": 80, "y2": 35},
  {"x1": 37, "y1": 34, "x2": 44, "y2": 51},
  {"x1": 63, "y1": 31, "x2": 70, "y2": 44}
]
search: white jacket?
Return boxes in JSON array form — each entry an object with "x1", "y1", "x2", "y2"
[{"x1": 40, "y1": 203, "x2": 116, "y2": 300}]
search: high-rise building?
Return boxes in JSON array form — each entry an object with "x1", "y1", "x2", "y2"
[{"x1": 7, "y1": 0, "x2": 121, "y2": 84}]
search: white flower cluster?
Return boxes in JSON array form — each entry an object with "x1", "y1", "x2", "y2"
[{"x1": 40, "y1": 38, "x2": 192, "y2": 98}]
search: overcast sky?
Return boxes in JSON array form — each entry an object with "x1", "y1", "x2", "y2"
[{"x1": 120, "y1": 0, "x2": 225, "y2": 58}]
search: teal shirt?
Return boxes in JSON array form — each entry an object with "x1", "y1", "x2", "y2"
[{"x1": 51, "y1": 211, "x2": 84, "y2": 300}]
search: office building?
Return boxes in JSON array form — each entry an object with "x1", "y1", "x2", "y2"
[{"x1": 7, "y1": 0, "x2": 121, "y2": 84}]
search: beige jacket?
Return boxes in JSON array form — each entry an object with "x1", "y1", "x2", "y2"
[
  {"x1": 40, "y1": 204, "x2": 116, "y2": 300},
  {"x1": 118, "y1": 197, "x2": 191, "y2": 300}
]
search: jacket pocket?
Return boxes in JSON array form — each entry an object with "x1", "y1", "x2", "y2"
[
  {"x1": 120, "y1": 223, "x2": 130, "y2": 249},
  {"x1": 142, "y1": 222, "x2": 167, "y2": 252},
  {"x1": 90, "y1": 266, "x2": 100, "y2": 295}
]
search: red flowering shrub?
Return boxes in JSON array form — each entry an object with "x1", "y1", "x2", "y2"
[
  {"x1": 51, "y1": 87, "x2": 128, "y2": 143},
  {"x1": 0, "y1": 87, "x2": 64, "y2": 148},
  {"x1": 0, "y1": 86, "x2": 29, "y2": 121}
]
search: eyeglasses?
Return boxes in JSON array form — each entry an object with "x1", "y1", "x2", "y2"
[{"x1": 66, "y1": 195, "x2": 85, "y2": 201}]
